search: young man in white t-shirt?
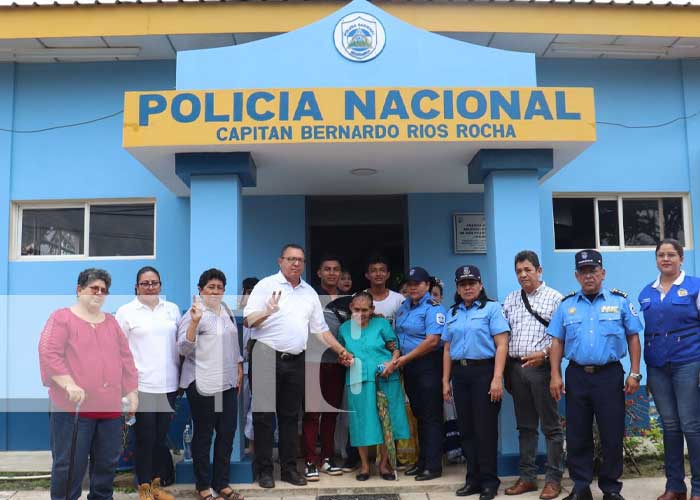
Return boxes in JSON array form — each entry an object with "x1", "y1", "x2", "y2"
[{"x1": 365, "y1": 254, "x2": 405, "y2": 326}]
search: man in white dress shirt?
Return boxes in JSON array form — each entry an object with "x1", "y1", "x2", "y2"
[{"x1": 243, "y1": 244, "x2": 352, "y2": 489}]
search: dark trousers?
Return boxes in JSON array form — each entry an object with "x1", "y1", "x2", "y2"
[
  {"x1": 403, "y1": 350, "x2": 444, "y2": 473},
  {"x1": 250, "y1": 342, "x2": 305, "y2": 474},
  {"x1": 49, "y1": 410, "x2": 122, "y2": 500},
  {"x1": 452, "y1": 361, "x2": 501, "y2": 490},
  {"x1": 133, "y1": 391, "x2": 177, "y2": 485},
  {"x1": 506, "y1": 360, "x2": 564, "y2": 484},
  {"x1": 345, "y1": 437, "x2": 360, "y2": 464},
  {"x1": 565, "y1": 362, "x2": 625, "y2": 494},
  {"x1": 186, "y1": 383, "x2": 238, "y2": 492},
  {"x1": 302, "y1": 362, "x2": 345, "y2": 463}
]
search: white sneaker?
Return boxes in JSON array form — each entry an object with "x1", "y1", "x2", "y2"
[
  {"x1": 320, "y1": 457, "x2": 343, "y2": 476},
  {"x1": 304, "y1": 461, "x2": 320, "y2": 482}
]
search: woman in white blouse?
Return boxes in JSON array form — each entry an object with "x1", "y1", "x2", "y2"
[
  {"x1": 178, "y1": 269, "x2": 244, "y2": 500},
  {"x1": 116, "y1": 266, "x2": 180, "y2": 500}
]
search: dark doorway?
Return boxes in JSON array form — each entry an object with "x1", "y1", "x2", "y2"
[{"x1": 306, "y1": 196, "x2": 408, "y2": 293}]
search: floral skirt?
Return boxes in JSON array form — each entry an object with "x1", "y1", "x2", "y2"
[{"x1": 347, "y1": 378, "x2": 410, "y2": 447}]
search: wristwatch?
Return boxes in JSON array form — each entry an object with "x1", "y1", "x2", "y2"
[{"x1": 629, "y1": 372, "x2": 643, "y2": 382}]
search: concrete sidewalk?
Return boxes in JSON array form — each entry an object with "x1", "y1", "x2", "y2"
[
  {"x1": 0, "y1": 478, "x2": 674, "y2": 500},
  {"x1": 0, "y1": 452, "x2": 669, "y2": 499}
]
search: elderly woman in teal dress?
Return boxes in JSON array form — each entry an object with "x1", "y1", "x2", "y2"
[{"x1": 338, "y1": 291, "x2": 410, "y2": 481}]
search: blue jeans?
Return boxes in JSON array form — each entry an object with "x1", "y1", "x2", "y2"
[
  {"x1": 50, "y1": 410, "x2": 123, "y2": 500},
  {"x1": 648, "y1": 360, "x2": 700, "y2": 496}
]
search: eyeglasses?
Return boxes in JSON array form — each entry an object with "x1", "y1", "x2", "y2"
[
  {"x1": 86, "y1": 285, "x2": 109, "y2": 295},
  {"x1": 283, "y1": 257, "x2": 305, "y2": 264},
  {"x1": 138, "y1": 280, "x2": 161, "y2": 288}
]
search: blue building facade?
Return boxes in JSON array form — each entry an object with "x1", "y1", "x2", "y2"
[{"x1": 1, "y1": 0, "x2": 699, "y2": 480}]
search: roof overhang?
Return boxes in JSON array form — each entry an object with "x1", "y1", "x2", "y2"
[
  {"x1": 121, "y1": 0, "x2": 596, "y2": 196},
  {"x1": 2, "y1": 1, "x2": 700, "y2": 40}
]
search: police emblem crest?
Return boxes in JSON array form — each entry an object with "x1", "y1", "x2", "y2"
[
  {"x1": 436, "y1": 312, "x2": 446, "y2": 325},
  {"x1": 333, "y1": 12, "x2": 386, "y2": 62}
]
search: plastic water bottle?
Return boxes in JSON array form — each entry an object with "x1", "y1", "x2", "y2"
[
  {"x1": 121, "y1": 397, "x2": 135, "y2": 426},
  {"x1": 182, "y1": 425, "x2": 193, "y2": 464}
]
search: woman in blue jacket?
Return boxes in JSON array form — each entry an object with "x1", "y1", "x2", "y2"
[{"x1": 639, "y1": 238, "x2": 700, "y2": 500}]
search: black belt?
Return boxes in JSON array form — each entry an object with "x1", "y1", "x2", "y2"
[
  {"x1": 569, "y1": 360, "x2": 620, "y2": 374},
  {"x1": 453, "y1": 358, "x2": 494, "y2": 367},
  {"x1": 508, "y1": 356, "x2": 526, "y2": 363},
  {"x1": 278, "y1": 351, "x2": 303, "y2": 361}
]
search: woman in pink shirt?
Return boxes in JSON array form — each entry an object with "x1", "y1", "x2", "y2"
[{"x1": 39, "y1": 268, "x2": 139, "y2": 500}]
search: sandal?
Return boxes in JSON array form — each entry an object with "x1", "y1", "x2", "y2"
[
  {"x1": 196, "y1": 490, "x2": 216, "y2": 500},
  {"x1": 218, "y1": 487, "x2": 244, "y2": 500}
]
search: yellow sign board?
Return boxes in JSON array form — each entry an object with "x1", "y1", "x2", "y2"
[{"x1": 123, "y1": 87, "x2": 596, "y2": 147}]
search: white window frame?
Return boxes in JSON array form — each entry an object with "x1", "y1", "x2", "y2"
[
  {"x1": 10, "y1": 198, "x2": 157, "y2": 261},
  {"x1": 552, "y1": 192, "x2": 693, "y2": 252}
]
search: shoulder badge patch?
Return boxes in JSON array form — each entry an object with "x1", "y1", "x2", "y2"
[
  {"x1": 629, "y1": 303, "x2": 639, "y2": 316},
  {"x1": 436, "y1": 312, "x2": 446, "y2": 325},
  {"x1": 610, "y1": 288, "x2": 628, "y2": 298}
]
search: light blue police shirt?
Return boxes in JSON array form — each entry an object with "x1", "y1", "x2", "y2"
[
  {"x1": 395, "y1": 292, "x2": 446, "y2": 355},
  {"x1": 546, "y1": 288, "x2": 642, "y2": 365},
  {"x1": 442, "y1": 300, "x2": 510, "y2": 360}
]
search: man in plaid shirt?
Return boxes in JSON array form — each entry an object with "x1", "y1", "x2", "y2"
[{"x1": 503, "y1": 251, "x2": 565, "y2": 500}]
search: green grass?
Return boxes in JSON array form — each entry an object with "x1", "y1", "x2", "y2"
[
  {"x1": 0, "y1": 472, "x2": 51, "y2": 490},
  {"x1": 0, "y1": 471, "x2": 137, "y2": 492}
]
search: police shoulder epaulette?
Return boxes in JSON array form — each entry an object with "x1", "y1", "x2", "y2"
[
  {"x1": 610, "y1": 288, "x2": 628, "y2": 298},
  {"x1": 562, "y1": 291, "x2": 577, "y2": 300},
  {"x1": 428, "y1": 298, "x2": 440, "y2": 306}
]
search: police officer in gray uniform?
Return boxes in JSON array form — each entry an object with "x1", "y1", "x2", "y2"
[{"x1": 547, "y1": 250, "x2": 642, "y2": 500}]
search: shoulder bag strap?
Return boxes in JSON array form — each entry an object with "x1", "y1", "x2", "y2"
[{"x1": 520, "y1": 289, "x2": 550, "y2": 327}]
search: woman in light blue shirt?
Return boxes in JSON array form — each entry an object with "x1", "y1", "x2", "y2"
[{"x1": 441, "y1": 265, "x2": 509, "y2": 500}]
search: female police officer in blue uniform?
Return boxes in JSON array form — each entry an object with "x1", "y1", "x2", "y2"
[
  {"x1": 441, "y1": 265, "x2": 509, "y2": 500},
  {"x1": 548, "y1": 250, "x2": 642, "y2": 500},
  {"x1": 639, "y1": 239, "x2": 700, "y2": 500},
  {"x1": 392, "y1": 266, "x2": 446, "y2": 481}
]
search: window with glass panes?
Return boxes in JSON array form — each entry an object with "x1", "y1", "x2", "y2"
[
  {"x1": 15, "y1": 201, "x2": 155, "y2": 259},
  {"x1": 553, "y1": 195, "x2": 687, "y2": 250}
]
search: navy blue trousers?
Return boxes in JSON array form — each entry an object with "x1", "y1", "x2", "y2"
[
  {"x1": 565, "y1": 361, "x2": 625, "y2": 494},
  {"x1": 452, "y1": 361, "x2": 501, "y2": 491},
  {"x1": 49, "y1": 410, "x2": 122, "y2": 500},
  {"x1": 403, "y1": 350, "x2": 444, "y2": 473}
]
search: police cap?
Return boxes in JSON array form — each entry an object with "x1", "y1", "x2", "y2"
[
  {"x1": 575, "y1": 249, "x2": 603, "y2": 270},
  {"x1": 454, "y1": 265, "x2": 482, "y2": 283},
  {"x1": 407, "y1": 266, "x2": 431, "y2": 283}
]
